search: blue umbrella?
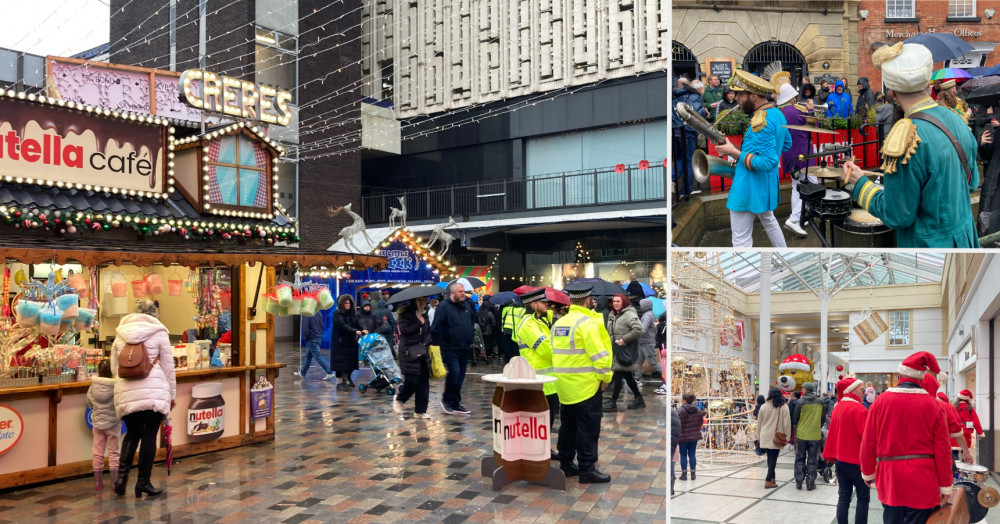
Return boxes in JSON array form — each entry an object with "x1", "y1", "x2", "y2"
[
  {"x1": 490, "y1": 291, "x2": 521, "y2": 306},
  {"x1": 622, "y1": 281, "x2": 655, "y2": 297},
  {"x1": 967, "y1": 65, "x2": 1000, "y2": 78},
  {"x1": 649, "y1": 297, "x2": 665, "y2": 316},
  {"x1": 903, "y1": 33, "x2": 973, "y2": 62}
]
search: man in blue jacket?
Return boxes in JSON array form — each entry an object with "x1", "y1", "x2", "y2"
[
  {"x1": 826, "y1": 80, "x2": 853, "y2": 118},
  {"x1": 294, "y1": 313, "x2": 335, "y2": 381},
  {"x1": 431, "y1": 281, "x2": 477, "y2": 414},
  {"x1": 672, "y1": 76, "x2": 708, "y2": 195}
]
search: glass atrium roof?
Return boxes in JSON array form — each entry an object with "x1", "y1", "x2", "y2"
[{"x1": 710, "y1": 252, "x2": 945, "y2": 293}]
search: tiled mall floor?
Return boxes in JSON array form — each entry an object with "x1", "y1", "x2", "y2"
[
  {"x1": 670, "y1": 448, "x2": 1000, "y2": 524},
  {"x1": 0, "y1": 342, "x2": 667, "y2": 523}
]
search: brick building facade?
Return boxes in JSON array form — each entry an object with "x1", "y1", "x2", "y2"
[
  {"x1": 109, "y1": 1, "x2": 362, "y2": 251},
  {"x1": 857, "y1": 0, "x2": 1000, "y2": 90}
]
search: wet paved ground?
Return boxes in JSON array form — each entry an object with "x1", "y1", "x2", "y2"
[
  {"x1": 0, "y1": 342, "x2": 667, "y2": 523},
  {"x1": 670, "y1": 448, "x2": 999, "y2": 524}
]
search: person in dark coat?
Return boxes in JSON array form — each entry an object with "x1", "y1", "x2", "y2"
[
  {"x1": 671, "y1": 407, "x2": 681, "y2": 495},
  {"x1": 331, "y1": 294, "x2": 364, "y2": 392},
  {"x1": 374, "y1": 301, "x2": 398, "y2": 347},
  {"x1": 677, "y1": 392, "x2": 703, "y2": 480},
  {"x1": 625, "y1": 274, "x2": 645, "y2": 309},
  {"x1": 476, "y1": 295, "x2": 498, "y2": 358},
  {"x1": 430, "y1": 282, "x2": 477, "y2": 414},
  {"x1": 357, "y1": 300, "x2": 377, "y2": 335},
  {"x1": 393, "y1": 297, "x2": 432, "y2": 418},
  {"x1": 855, "y1": 77, "x2": 877, "y2": 119},
  {"x1": 799, "y1": 82, "x2": 817, "y2": 104}
]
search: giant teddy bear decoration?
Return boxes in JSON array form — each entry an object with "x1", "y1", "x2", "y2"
[{"x1": 776, "y1": 354, "x2": 816, "y2": 393}]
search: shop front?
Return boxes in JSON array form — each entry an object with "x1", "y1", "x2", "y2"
[{"x1": 0, "y1": 88, "x2": 383, "y2": 489}]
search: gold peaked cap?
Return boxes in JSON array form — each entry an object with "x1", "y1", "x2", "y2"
[{"x1": 729, "y1": 70, "x2": 774, "y2": 96}]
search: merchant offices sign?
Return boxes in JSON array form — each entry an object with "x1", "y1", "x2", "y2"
[{"x1": 886, "y1": 28, "x2": 984, "y2": 39}]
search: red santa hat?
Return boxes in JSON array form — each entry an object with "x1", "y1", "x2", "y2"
[
  {"x1": 957, "y1": 389, "x2": 973, "y2": 401},
  {"x1": 778, "y1": 354, "x2": 811, "y2": 372},
  {"x1": 936, "y1": 392, "x2": 949, "y2": 402},
  {"x1": 836, "y1": 377, "x2": 863, "y2": 401},
  {"x1": 920, "y1": 372, "x2": 940, "y2": 396},
  {"x1": 897, "y1": 351, "x2": 945, "y2": 381}
]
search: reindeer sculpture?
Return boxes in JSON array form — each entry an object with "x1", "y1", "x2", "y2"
[
  {"x1": 388, "y1": 196, "x2": 407, "y2": 228},
  {"x1": 425, "y1": 216, "x2": 458, "y2": 257},
  {"x1": 327, "y1": 203, "x2": 376, "y2": 253}
]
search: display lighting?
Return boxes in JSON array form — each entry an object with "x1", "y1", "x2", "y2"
[
  {"x1": 0, "y1": 205, "x2": 298, "y2": 243},
  {"x1": 0, "y1": 89, "x2": 177, "y2": 200}
]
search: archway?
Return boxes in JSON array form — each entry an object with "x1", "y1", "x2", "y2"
[
  {"x1": 672, "y1": 41, "x2": 701, "y2": 81},
  {"x1": 743, "y1": 41, "x2": 808, "y2": 87}
]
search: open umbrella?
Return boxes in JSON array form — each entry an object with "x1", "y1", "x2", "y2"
[
  {"x1": 961, "y1": 75, "x2": 1000, "y2": 92},
  {"x1": 931, "y1": 67, "x2": 972, "y2": 82},
  {"x1": 621, "y1": 281, "x2": 655, "y2": 298},
  {"x1": 904, "y1": 33, "x2": 974, "y2": 62},
  {"x1": 967, "y1": 64, "x2": 1000, "y2": 78},
  {"x1": 490, "y1": 291, "x2": 521, "y2": 306},
  {"x1": 966, "y1": 83, "x2": 1000, "y2": 107},
  {"x1": 512, "y1": 285, "x2": 539, "y2": 294},
  {"x1": 542, "y1": 287, "x2": 570, "y2": 306},
  {"x1": 386, "y1": 285, "x2": 443, "y2": 304},
  {"x1": 567, "y1": 278, "x2": 624, "y2": 297},
  {"x1": 649, "y1": 297, "x2": 666, "y2": 316}
]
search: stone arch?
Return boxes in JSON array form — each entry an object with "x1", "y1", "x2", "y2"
[
  {"x1": 672, "y1": 41, "x2": 701, "y2": 80},
  {"x1": 743, "y1": 41, "x2": 808, "y2": 87}
]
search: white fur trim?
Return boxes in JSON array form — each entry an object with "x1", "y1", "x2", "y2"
[
  {"x1": 841, "y1": 397, "x2": 860, "y2": 403},
  {"x1": 896, "y1": 363, "x2": 926, "y2": 380},
  {"x1": 957, "y1": 393, "x2": 972, "y2": 401},
  {"x1": 779, "y1": 361, "x2": 810, "y2": 372},
  {"x1": 862, "y1": 472, "x2": 876, "y2": 481},
  {"x1": 940, "y1": 486, "x2": 953, "y2": 496},
  {"x1": 845, "y1": 380, "x2": 863, "y2": 396},
  {"x1": 885, "y1": 387, "x2": 928, "y2": 394},
  {"x1": 937, "y1": 372, "x2": 947, "y2": 382}
]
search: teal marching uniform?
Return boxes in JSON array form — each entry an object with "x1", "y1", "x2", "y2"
[
  {"x1": 852, "y1": 99, "x2": 979, "y2": 248},
  {"x1": 726, "y1": 105, "x2": 793, "y2": 214}
]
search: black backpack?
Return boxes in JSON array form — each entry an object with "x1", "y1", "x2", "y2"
[{"x1": 476, "y1": 307, "x2": 495, "y2": 336}]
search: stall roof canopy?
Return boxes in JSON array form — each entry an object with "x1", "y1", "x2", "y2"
[
  {"x1": 713, "y1": 252, "x2": 945, "y2": 293},
  {"x1": 0, "y1": 237, "x2": 386, "y2": 269}
]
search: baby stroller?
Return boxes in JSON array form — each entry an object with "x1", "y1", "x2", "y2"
[{"x1": 357, "y1": 333, "x2": 402, "y2": 395}]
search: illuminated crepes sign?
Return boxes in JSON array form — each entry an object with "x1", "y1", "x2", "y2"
[
  {"x1": 0, "y1": 98, "x2": 167, "y2": 195},
  {"x1": 179, "y1": 69, "x2": 292, "y2": 126}
]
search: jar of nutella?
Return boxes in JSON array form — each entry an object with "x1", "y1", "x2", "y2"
[
  {"x1": 187, "y1": 382, "x2": 225, "y2": 442},
  {"x1": 499, "y1": 384, "x2": 550, "y2": 482}
]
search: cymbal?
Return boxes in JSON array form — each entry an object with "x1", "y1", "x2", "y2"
[
  {"x1": 805, "y1": 166, "x2": 845, "y2": 179},
  {"x1": 783, "y1": 124, "x2": 839, "y2": 135}
]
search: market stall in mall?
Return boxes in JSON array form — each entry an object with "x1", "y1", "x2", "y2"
[{"x1": 0, "y1": 89, "x2": 383, "y2": 489}]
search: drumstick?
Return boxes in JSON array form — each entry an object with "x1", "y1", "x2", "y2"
[{"x1": 842, "y1": 157, "x2": 883, "y2": 183}]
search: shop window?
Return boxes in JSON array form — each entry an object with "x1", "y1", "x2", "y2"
[
  {"x1": 887, "y1": 310, "x2": 912, "y2": 348},
  {"x1": 886, "y1": 0, "x2": 916, "y2": 19},
  {"x1": 255, "y1": 26, "x2": 297, "y2": 103},
  {"x1": 949, "y1": 0, "x2": 976, "y2": 18},
  {"x1": 206, "y1": 135, "x2": 270, "y2": 209}
]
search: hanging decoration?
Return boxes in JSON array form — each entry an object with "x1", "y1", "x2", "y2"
[{"x1": 263, "y1": 275, "x2": 335, "y2": 318}]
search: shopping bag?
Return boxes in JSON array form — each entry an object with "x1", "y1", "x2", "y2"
[{"x1": 429, "y1": 345, "x2": 447, "y2": 379}]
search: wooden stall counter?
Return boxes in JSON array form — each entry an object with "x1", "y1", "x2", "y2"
[{"x1": 0, "y1": 363, "x2": 284, "y2": 491}]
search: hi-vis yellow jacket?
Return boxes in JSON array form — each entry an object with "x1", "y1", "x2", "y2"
[
  {"x1": 515, "y1": 310, "x2": 556, "y2": 396},
  {"x1": 501, "y1": 305, "x2": 526, "y2": 336},
  {"x1": 550, "y1": 304, "x2": 613, "y2": 405}
]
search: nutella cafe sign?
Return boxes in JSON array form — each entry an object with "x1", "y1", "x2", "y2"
[
  {"x1": 0, "y1": 97, "x2": 166, "y2": 194},
  {"x1": 179, "y1": 69, "x2": 292, "y2": 126}
]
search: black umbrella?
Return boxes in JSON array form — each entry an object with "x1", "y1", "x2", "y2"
[
  {"x1": 904, "y1": 33, "x2": 974, "y2": 62},
  {"x1": 962, "y1": 75, "x2": 1000, "y2": 92},
  {"x1": 567, "y1": 278, "x2": 624, "y2": 297},
  {"x1": 385, "y1": 285, "x2": 443, "y2": 305},
  {"x1": 450, "y1": 276, "x2": 486, "y2": 289},
  {"x1": 966, "y1": 83, "x2": 1000, "y2": 107}
]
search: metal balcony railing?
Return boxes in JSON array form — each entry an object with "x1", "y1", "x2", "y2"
[{"x1": 361, "y1": 163, "x2": 668, "y2": 224}]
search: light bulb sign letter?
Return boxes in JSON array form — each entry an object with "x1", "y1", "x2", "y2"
[{"x1": 180, "y1": 69, "x2": 293, "y2": 126}]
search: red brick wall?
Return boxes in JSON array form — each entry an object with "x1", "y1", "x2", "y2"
[{"x1": 856, "y1": 0, "x2": 1000, "y2": 90}]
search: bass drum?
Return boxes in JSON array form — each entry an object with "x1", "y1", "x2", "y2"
[
  {"x1": 956, "y1": 481, "x2": 990, "y2": 523},
  {"x1": 833, "y1": 210, "x2": 896, "y2": 248}
]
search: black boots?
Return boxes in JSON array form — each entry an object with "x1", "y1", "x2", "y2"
[
  {"x1": 679, "y1": 470, "x2": 687, "y2": 480},
  {"x1": 113, "y1": 438, "x2": 137, "y2": 496},
  {"x1": 627, "y1": 397, "x2": 646, "y2": 410},
  {"x1": 691, "y1": 469, "x2": 696, "y2": 480},
  {"x1": 602, "y1": 398, "x2": 617, "y2": 412},
  {"x1": 579, "y1": 467, "x2": 611, "y2": 483},
  {"x1": 134, "y1": 478, "x2": 163, "y2": 497}
]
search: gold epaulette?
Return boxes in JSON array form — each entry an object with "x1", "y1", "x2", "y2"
[
  {"x1": 794, "y1": 103, "x2": 810, "y2": 114},
  {"x1": 751, "y1": 109, "x2": 767, "y2": 132},
  {"x1": 880, "y1": 118, "x2": 921, "y2": 175}
]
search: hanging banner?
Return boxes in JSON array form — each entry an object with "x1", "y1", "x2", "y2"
[
  {"x1": 853, "y1": 311, "x2": 888, "y2": 345},
  {"x1": 346, "y1": 240, "x2": 439, "y2": 284}
]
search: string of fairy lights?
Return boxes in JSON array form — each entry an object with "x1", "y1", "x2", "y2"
[{"x1": 303, "y1": 226, "x2": 461, "y2": 281}]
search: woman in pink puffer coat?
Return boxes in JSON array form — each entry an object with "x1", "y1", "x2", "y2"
[{"x1": 109, "y1": 299, "x2": 176, "y2": 497}]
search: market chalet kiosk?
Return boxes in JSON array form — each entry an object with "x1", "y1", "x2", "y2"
[{"x1": 0, "y1": 83, "x2": 384, "y2": 489}]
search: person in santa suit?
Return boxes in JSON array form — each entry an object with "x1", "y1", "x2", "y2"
[
  {"x1": 954, "y1": 389, "x2": 985, "y2": 455},
  {"x1": 859, "y1": 351, "x2": 954, "y2": 524},
  {"x1": 933, "y1": 390, "x2": 973, "y2": 464},
  {"x1": 824, "y1": 378, "x2": 870, "y2": 524}
]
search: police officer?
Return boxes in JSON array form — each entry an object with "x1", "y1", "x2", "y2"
[
  {"x1": 514, "y1": 288, "x2": 559, "y2": 461},
  {"x1": 500, "y1": 301, "x2": 527, "y2": 364},
  {"x1": 550, "y1": 283, "x2": 613, "y2": 483}
]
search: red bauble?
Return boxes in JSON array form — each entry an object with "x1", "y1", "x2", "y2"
[{"x1": 836, "y1": 364, "x2": 844, "y2": 372}]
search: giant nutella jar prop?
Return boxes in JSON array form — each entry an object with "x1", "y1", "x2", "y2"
[
  {"x1": 187, "y1": 382, "x2": 225, "y2": 442},
  {"x1": 483, "y1": 357, "x2": 557, "y2": 484}
]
